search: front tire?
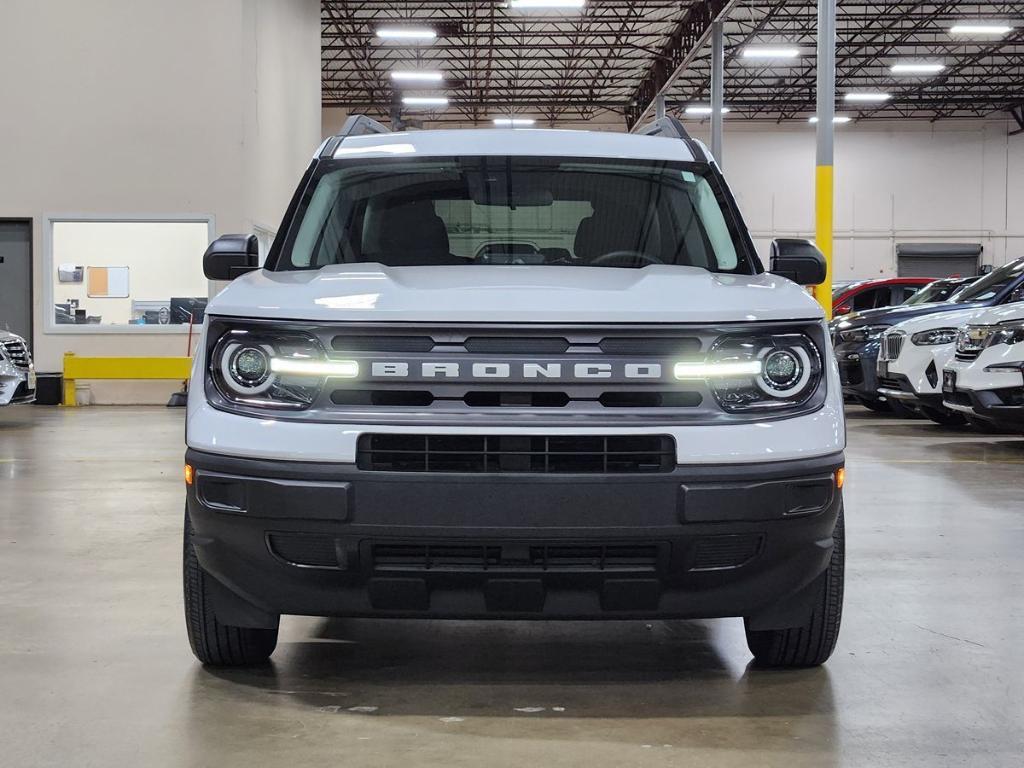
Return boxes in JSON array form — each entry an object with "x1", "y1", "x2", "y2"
[
  {"x1": 183, "y1": 508, "x2": 278, "y2": 666},
  {"x1": 744, "y1": 507, "x2": 844, "y2": 668}
]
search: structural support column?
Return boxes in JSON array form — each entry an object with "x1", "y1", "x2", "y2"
[
  {"x1": 655, "y1": 94, "x2": 666, "y2": 119},
  {"x1": 710, "y1": 20, "x2": 725, "y2": 165},
  {"x1": 812, "y1": 0, "x2": 836, "y2": 318}
]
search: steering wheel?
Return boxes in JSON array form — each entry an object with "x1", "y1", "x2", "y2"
[{"x1": 590, "y1": 250, "x2": 664, "y2": 268}]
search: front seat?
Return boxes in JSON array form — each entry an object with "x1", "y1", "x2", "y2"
[
  {"x1": 368, "y1": 200, "x2": 464, "y2": 266},
  {"x1": 573, "y1": 203, "x2": 649, "y2": 262}
]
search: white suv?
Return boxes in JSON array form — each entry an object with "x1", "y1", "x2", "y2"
[
  {"x1": 877, "y1": 307, "x2": 985, "y2": 425},
  {"x1": 943, "y1": 303, "x2": 1024, "y2": 431},
  {"x1": 183, "y1": 116, "x2": 846, "y2": 669}
]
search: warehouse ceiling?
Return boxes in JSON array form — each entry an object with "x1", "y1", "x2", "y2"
[{"x1": 321, "y1": 1, "x2": 1024, "y2": 130}]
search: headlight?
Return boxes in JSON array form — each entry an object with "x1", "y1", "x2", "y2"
[
  {"x1": 210, "y1": 329, "x2": 357, "y2": 409},
  {"x1": 676, "y1": 333, "x2": 823, "y2": 412},
  {"x1": 836, "y1": 324, "x2": 888, "y2": 343},
  {"x1": 986, "y1": 321, "x2": 1024, "y2": 348},
  {"x1": 911, "y1": 327, "x2": 958, "y2": 346}
]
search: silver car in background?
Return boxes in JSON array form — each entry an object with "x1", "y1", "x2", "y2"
[{"x1": 0, "y1": 331, "x2": 36, "y2": 405}]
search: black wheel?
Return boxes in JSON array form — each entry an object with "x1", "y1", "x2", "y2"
[
  {"x1": 744, "y1": 506, "x2": 844, "y2": 668},
  {"x1": 920, "y1": 405, "x2": 967, "y2": 427},
  {"x1": 857, "y1": 397, "x2": 890, "y2": 413},
  {"x1": 183, "y1": 508, "x2": 278, "y2": 666}
]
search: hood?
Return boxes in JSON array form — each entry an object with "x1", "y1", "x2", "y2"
[
  {"x1": 208, "y1": 264, "x2": 824, "y2": 325},
  {"x1": 968, "y1": 301, "x2": 1024, "y2": 326},
  {"x1": 831, "y1": 300, "x2": 987, "y2": 330},
  {"x1": 887, "y1": 305, "x2": 993, "y2": 335}
]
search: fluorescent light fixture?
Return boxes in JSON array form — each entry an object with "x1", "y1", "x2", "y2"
[
  {"x1": 270, "y1": 358, "x2": 359, "y2": 378},
  {"x1": 809, "y1": 115, "x2": 853, "y2": 124},
  {"x1": 844, "y1": 92, "x2": 892, "y2": 103},
  {"x1": 390, "y1": 70, "x2": 444, "y2": 82},
  {"x1": 509, "y1": 0, "x2": 586, "y2": 8},
  {"x1": 492, "y1": 117, "x2": 536, "y2": 126},
  {"x1": 674, "y1": 360, "x2": 762, "y2": 380},
  {"x1": 333, "y1": 143, "x2": 416, "y2": 157},
  {"x1": 684, "y1": 105, "x2": 731, "y2": 115},
  {"x1": 949, "y1": 23, "x2": 1013, "y2": 35},
  {"x1": 402, "y1": 96, "x2": 449, "y2": 107},
  {"x1": 375, "y1": 27, "x2": 437, "y2": 41},
  {"x1": 890, "y1": 62, "x2": 945, "y2": 74},
  {"x1": 742, "y1": 46, "x2": 800, "y2": 59}
]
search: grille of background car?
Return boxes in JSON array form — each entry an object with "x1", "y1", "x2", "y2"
[{"x1": 1, "y1": 340, "x2": 30, "y2": 369}]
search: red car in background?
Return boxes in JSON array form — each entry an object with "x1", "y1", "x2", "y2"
[{"x1": 832, "y1": 277, "x2": 937, "y2": 316}]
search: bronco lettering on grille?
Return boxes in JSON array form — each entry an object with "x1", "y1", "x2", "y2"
[{"x1": 368, "y1": 360, "x2": 665, "y2": 381}]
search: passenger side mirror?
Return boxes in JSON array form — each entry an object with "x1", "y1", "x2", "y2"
[
  {"x1": 770, "y1": 238, "x2": 827, "y2": 286},
  {"x1": 836, "y1": 304, "x2": 852, "y2": 315},
  {"x1": 1009, "y1": 284, "x2": 1024, "y2": 304},
  {"x1": 203, "y1": 234, "x2": 259, "y2": 280}
]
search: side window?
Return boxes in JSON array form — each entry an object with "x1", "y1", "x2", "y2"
[{"x1": 852, "y1": 287, "x2": 886, "y2": 311}]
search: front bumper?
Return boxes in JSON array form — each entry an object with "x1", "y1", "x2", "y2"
[
  {"x1": 185, "y1": 448, "x2": 844, "y2": 626},
  {"x1": 834, "y1": 340, "x2": 880, "y2": 400},
  {"x1": 0, "y1": 361, "x2": 35, "y2": 406},
  {"x1": 943, "y1": 356, "x2": 1024, "y2": 425}
]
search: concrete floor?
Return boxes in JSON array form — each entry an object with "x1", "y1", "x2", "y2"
[{"x1": 1, "y1": 406, "x2": 1023, "y2": 767}]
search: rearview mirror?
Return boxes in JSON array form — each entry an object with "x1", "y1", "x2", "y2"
[
  {"x1": 204, "y1": 234, "x2": 258, "y2": 280},
  {"x1": 770, "y1": 238, "x2": 827, "y2": 286}
]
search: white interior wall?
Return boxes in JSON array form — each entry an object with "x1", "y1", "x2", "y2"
[
  {"x1": 0, "y1": 0, "x2": 320, "y2": 402},
  {"x1": 324, "y1": 111, "x2": 1021, "y2": 279}
]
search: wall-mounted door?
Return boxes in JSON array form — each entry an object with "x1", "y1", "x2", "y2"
[{"x1": 0, "y1": 220, "x2": 32, "y2": 345}]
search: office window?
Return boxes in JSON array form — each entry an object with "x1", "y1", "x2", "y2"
[{"x1": 48, "y1": 218, "x2": 211, "y2": 330}]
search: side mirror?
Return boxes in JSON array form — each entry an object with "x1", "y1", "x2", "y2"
[
  {"x1": 770, "y1": 238, "x2": 827, "y2": 286},
  {"x1": 203, "y1": 234, "x2": 258, "y2": 280},
  {"x1": 836, "y1": 304, "x2": 852, "y2": 315},
  {"x1": 1009, "y1": 285, "x2": 1024, "y2": 304}
]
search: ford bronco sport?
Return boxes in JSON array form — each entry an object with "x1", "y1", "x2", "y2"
[{"x1": 184, "y1": 116, "x2": 846, "y2": 669}]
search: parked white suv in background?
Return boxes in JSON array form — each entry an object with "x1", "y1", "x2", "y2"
[
  {"x1": 182, "y1": 116, "x2": 847, "y2": 670},
  {"x1": 877, "y1": 307, "x2": 987, "y2": 426},
  {"x1": 0, "y1": 331, "x2": 35, "y2": 406},
  {"x1": 943, "y1": 303, "x2": 1024, "y2": 431}
]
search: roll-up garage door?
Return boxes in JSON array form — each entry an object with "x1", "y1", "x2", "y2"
[{"x1": 896, "y1": 243, "x2": 982, "y2": 278}]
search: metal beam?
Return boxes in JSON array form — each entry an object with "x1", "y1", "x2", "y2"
[
  {"x1": 813, "y1": 0, "x2": 837, "y2": 319},
  {"x1": 626, "y1": 0, "x2": 738, "y2": 131},
  {"x1": 710, "y1": 20, "x2": 724, "y2": 166}
]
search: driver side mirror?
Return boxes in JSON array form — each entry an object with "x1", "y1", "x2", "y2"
[
  {"x1": 836, "y1": 304, "x2": 852, "y2": 315},
  {"x1": 204, "y1": 234, "x2": 259, "y2": 280},
  {"x1": 770, "y1": 238, "x2": 827, "y2": 286},
  {"x1": 1009, "y1": 284, "x2": 1024, "y2": 304}
]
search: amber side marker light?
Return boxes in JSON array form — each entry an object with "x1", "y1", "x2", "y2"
[
  {"x1": 184, "y1": 464, "x2": 194, "y2": 486},
  {"x1": 835, "y1": 467, "x2": 845, "y2": 489}
]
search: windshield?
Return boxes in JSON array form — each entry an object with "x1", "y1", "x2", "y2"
[
  {"x1": 904, "y1": 280, "x2": 961, "y2": 305},
  {"x1": 955, "y1": 258, "x2": 1024, "y2": 303},
  {"x1": 271, "y1": 156, "x2": 756, "y2": 273}
]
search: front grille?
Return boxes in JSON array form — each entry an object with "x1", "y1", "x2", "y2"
[
  {"x1": 357, "y1": 434, "x2": 676, "y2": 473},
  {"x1": 880, "y1": 331, "x2": 905, "y2": 362},
  {"x1": 877, "y1": 375, "x2": 910, "y2": 393},
  {"x1": 371, "y1": 541, "x2": 662, "y2": 573},
  {"x1": 1, "y1": 340, "x2": 30, "y2": 369}
]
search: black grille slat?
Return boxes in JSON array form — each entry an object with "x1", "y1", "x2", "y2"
[
  {"x1": 371, "y1": 541, "x2": 661, "y2": 572},
  {"x1": 464, "y1": 337, "x2": 570, "y2": 354},
  {"x1": 598, "y1": 337, "x2": 701, "y2": 356},
  {"x1": 332, "y1": 335, "x2": 434, "y2": 353},
  {"x1": 357, "y1": 434, "x2": 675, "y2": 473}
]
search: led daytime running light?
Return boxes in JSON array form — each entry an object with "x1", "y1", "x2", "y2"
[
  {"x1": 674, "y1": 360, "x2": 763, "y2": 379},
  {"x1": 269, "y1": 358, "x2": 360, "y2": 378}
]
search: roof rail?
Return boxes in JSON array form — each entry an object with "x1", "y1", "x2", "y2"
[
  {"x1": 320, "y1": 114, "x2": 392, "y2": 157},
  {"x1": 635, "y1": 116, "x2": 692, "y2": 141}
]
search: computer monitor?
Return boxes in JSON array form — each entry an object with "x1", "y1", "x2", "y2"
[{"x1": 169, "y1": 297, "x2": 208, "y2": 325}]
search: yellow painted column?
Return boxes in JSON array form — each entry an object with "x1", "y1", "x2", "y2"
[{"x1": 813, "y1": 164, "x2": 834, "y2": 319}]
